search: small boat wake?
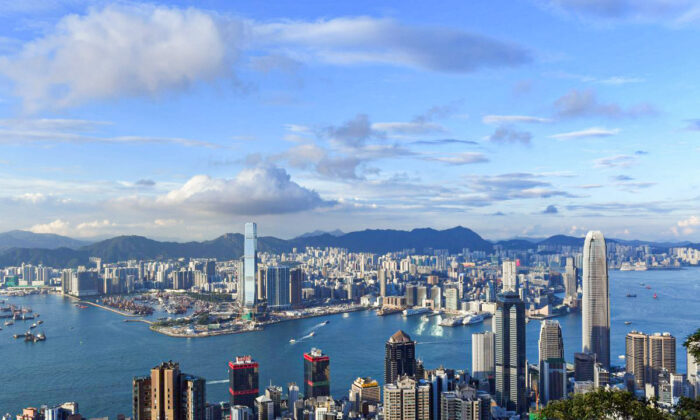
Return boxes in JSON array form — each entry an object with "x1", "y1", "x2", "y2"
[
  {"x1": 290, "y1": 320, "x2": 329, "y2": 344},
  {"x1": 207, "y1": 379, "x2": 228, "y2": 385}
]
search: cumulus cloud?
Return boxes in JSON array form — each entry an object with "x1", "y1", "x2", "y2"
[
  {"x1": 142, "y1": 165, "x2": 336, "y2": 215},
  {"x1": 482, "y1": 115, "x2": 551, "y2": 124},
  {"x1": 672, "y1": 215, "x2": 700, "y2": 236},
  {"x1": 0, "y1": 4, "x2": 234, "y2": 111},
  {"x1": 29, "y1": 218, "x2": 115, "y2": 237},
  {"x1": 554, "y1": 89, "x2": 656, "y2": 119},
  {"x1": 549, "y1": 127, "x2": 619, "y2": 139},
  {"x1": 488, "y1": 126, "x2": 532, "y2": 145},
  {"x1": 543, "y1": 204, "x2": 559, "y2": 214},
  {"x1": 426, "y1": 152, "x2": 489, "y2": 165}
]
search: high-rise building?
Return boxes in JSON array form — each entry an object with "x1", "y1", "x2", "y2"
[
  {"x1": 538, "y1": 320, "x2": 565, "y2": 404},
  {"x1": 266, "y1": 266, "x2": 290, "y2": 308},
  {"x1": 254, "y1": 396, "x2": 273, "y2": 420},
  {"x1": 290, "y1": 268, "x2": 303, "y2": 307},
  {"x1": 494, "y1": 292, "x2": 526, "y2": 414},
  {"x1": 431, "y1": 286, "x2": 442, "y2": 309},
  {"x1": 231, "y1": 405, "x2": 254, "y2": 420},
  {"x1": 405, "y1": 284, "x2": 416, "y2": 307},
  {"x1": 440, "y1": 387, "x2": 490, "y2": 420},
  {"x1": 625, "y1": 331, "x2": 649, "y2": 389},
  {"x1": 574, "y1": 352, "x2": 596, "y2": 382},
  {"x1": 564, "y1": 257, "x2": 577, "y2": 300},
  {"x1": 444, "y1": 288, "x2": 459, "y2": 312},
  {"x1": 304, "y1": 348, "x2": 330, "y2": 398},
  {"x1": 133, "y1": 361, "x2": 206, "y2": 420},
  {"x1": 243, "y1": 223, "x2": 258, "y2": 307},
  {"x1": 471, "y1": 332, "x2": 495, "y2": 382},
  {"x1": 349, "y1": 377, "x2": 381, "y2": 415},
  {"x1": 502, "y1": 261, "x2": 517, "y2": 293},
  {"x1": 265, "y1": 385, "x2": 282, "y2": 418},
  {"x1": 582, "y1": 230, "x2": 610, "y2": 369},
  {"x1": 378, "y1": 269, "x2": 387, "y2": 298},
  {"x1": 228, "y1": 356, "x2": 259, "y2": 409},
  {"x1": 649, "y1": 332, "x2": 676, "y2": 384},
  {"x1": 385, "y1": 330, "x2": 417, "y2": 385},
  {"x1": 383, "y1": 376, "x2": 430, "y2": 420}
]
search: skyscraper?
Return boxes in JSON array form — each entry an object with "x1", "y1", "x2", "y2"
[
  {"x1": 494, "y1": 291, "x2": 526, "y2": 414},
  {"x1": 383, "y1": 376, "x2": 430, "y2": 420},
  {"x1": 502, "y1": 260, "x2": 517, "y2": 293},
  {"x1": 574, "y1": 352, "x2": 596, "y2": 382},
  {"x1": 133, "y1": 361, "x2": 206, "y2": 420},
  {"x1": 304, "y1": 348, "x2": 330, "y2": 398},
  {"x1": 265, "y1": 266, "x2": 290, "y2": 308},
  {"x1": 228, "y1": 356, "x2": 259, "y2": 409},
  {"x1": 538, "y1": 320, "x2": 565, "y2": 403},
  {"x1": 625, "y1": 331, "x2": 649, "y2": 389},
  {"x1": 564, "y1": 257, "x2": 577, "y2": 300},
  {"x1": 378, "y1": 269, "x2": 387, "y2": 298},
  {"x1": 649, "y1": 332, "x2": 676, "y2": 384},
  {"x1": 290, "y1": 268, "x2": 303, "y2": 307},
  {"x1": 385, "y1": 330, "x2": 417, "y2": 385},
  {"x1": 471, "y1": 331, "x2": 495, "y2": 382},
  {"x1": 349, "y1": 377, "x2": 381, "y2": 416},
  {"x1": 582, "y1": 230, "x2": 610, "y2": 369},
  {"x1": 243, "y1": 223, "x2": 258, "y2": 308}
]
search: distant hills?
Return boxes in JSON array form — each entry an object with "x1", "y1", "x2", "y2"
[{"x1": 0, "y1": 227, "x2": 697, "y2": 268}]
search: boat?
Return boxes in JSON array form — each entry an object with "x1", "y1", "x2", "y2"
[
  {"x1": 4, "y1": 320, "x2": 13, "y2": 326},
  {"x1": 645, "y1": 286, "x2": 652, "y2": 289},
  {"x1": 289, "y1": 338, "x2": 296, "y2": 343},
  {"x1": 342, "y1": 313, "x2": 350, "y2": 318},
  {"x1": 30, "y1": 323, "x2": 37, "y2": 329},
  {"x1": 618, "y1": 355, "x2": 626, "y2": 360},
  {"x1": 37, "y1": 320, "x2": 43, "y2": 325},
  {"x1": 620, "y1": 262, "x2": 633, "y2": 271},
  {"x1": 35, "y1": 332, "x2": 46, "y2": 341},
  {"x1": 13, "y1": 333, "x2": 26, "y2": 339},
  {"x1": 309, "y1": 331, "x2": 315, "y2": 337},
  {"x1": 624, "y1": 321, "x2": 632, "y2": 325},
  {"x1": 462, "y1": 314, "x2": 486, "y2": 325},
  {"x1": 322, "y1": 320, "x2": 330, "y2": 325},
  {"x1": 439, "y1": 317, "x2": 463, "y2": 327},
  {"x1": 626, "y1": 293, "x2": 637, "y2": 298},
  {"x1": 653, "y1": 293, "x2": 658, "y2": 299},
  {"x1": 402, "y1": 307, "x2": 432, "y2": 317}
]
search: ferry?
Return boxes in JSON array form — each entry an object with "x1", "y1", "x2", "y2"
[
  {"x1": 626, "y1": 293, "x2": 637, "y2": 298},
  {"x1": 289, "y1": 338, "x2": 296, "y2": 343},
  {"x1": 624, "y1": 321, "x2": 632, "y2": 325},
  {"x1": 439, "y1": 317, "x2": 463, "y2": 327},
  {"x1": 462, "y1": 313, "x2": 486, "y2": 325},
  {"x1": 402, "y1": 307, "x2": 431, "y2": 317},
  {"x1": 618, "y1": 355, "x2": 626, "y2": 360}
]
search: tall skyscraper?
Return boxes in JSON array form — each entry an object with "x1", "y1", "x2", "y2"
[
  {"x1": 538, "y1": 320, "x2": 565, "y2": 403},
  {"x1": 265, "y1": 266, "x2": 290, "y2": 308},
  {"x1": 471, "y1": 331, "x2": 495, "y2": 382},
  {"x1": 243, "y1": 223, "x2": 258, "y2": 308},
  {"x1": 378, "y1": 269, "x2": 387, "y2": 298},
  {"x1": 290, "y1": 268, "x2": 303, "y2": 307},
  {"x1": 494, "y1": 292, "x2": 526, "y2": 414},
  {"x1": 133, "y1": 361, "x2": 206, "y2": 420},
  {"x1": 582, "y1": 230, "x2": 610, "y2": 369},
  {"x1": 574, "y1": 352, "x2": 596, "y2": 382},
  {"x1": 564, "y1": 257, "x2": 577, "y2": 299},
  {"x1": 625, "y1": 331, "x2": 649, "y2": 389},
  {"x1": 502, "y1": 260, "x2": 517, "y2": 293},
  {"x1": 649, "y1": 332, "x2": 676, "y2": 384},
  {"x1": 304, "y1": 348, "x2": 330, "y2": 398},
  {"x1": 349, "y1": 377, "x2": 380, "y2": 416},
  {"x1": 228, "y1": 356, "x2": 259, "y2": 409},
  {"x1": 385, "y1": 330, "x2": 417, "y2": 385},
  {"x1": 383, "y1": 376, "x2": 430, "y2": 420}
]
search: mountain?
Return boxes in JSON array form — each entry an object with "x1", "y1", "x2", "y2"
[
  {"x1": 0, "y1": 230, "x2": 89, "y2": 251},
  {"x1": 295, "y1": 229, "x2": 345, "y2": 239},
  {"x1": 0, "y1": 226, "x2": 491, "y2": 267}
]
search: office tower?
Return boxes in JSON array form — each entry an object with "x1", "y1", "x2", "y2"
[
  {"x1": 471, "y1": 332, "x2": 495, "y2": 382},
  {"x1": 385, "y1": 330, "x2": 417, "y2": 384},
  {"x1": 431, "y1": 285, "x2": 442, "y2": 309},
  {"x1": 574, "y1": 352, "x2": 596, "y2": 382},
  {"x1": 444, "y1": 288, "x2": 459, "y2": 312},
  {"x1": 304, "y1": 348, "x2": 330, "y2": 398},
  {"x1": 133, "y1": 361, "x2": 206, "y2": 420},
  {"x1": 430, "y1": 368, "x2": 449, "y2": 420},
  {"x1": 383, "y1": 376, "x2": 431, "y2": 420},
  {"x1": 243, "y1": 223, "x2": 258, "y2": 307},
  {"x1": 494, "y1": 292, "x2": 526, "y2": 414},
  {"x1": 440, "y1": 387, "x2": 490, "y2": 420},
  {"x1": 625, "y1": 331, "x2": 649, "y2": 389},
  {"x1": 256, "y1": 268, "x2": 266, "y2": 302},
  {"x1": 379, "y1": 269, "x2": 387, "y2": 297},
  {"x1": 416, "y1": 286, "x2": 428, "y2": 307},
  {"x1": 231, "y1": 406, "x2": 254, "y2": 420},
  {"x1": 288, "y1": 383, "x2": 300, "y2": 405},
  {"x1": 254, "y1": 396, "x2": 274, "y2": 420},
  {"x1": 649, "y1": 332, "x2": 676, "y2": 384},
  {"x1": 228, "y1": 356, "x2": 259, "y2": 409},
  {"x1": 582, "y1": 230, "x2": 610, "y2": 369},
  {"x1": 265, "y1": 385, "x2": 282, "y2": 418},
  {"x1": 405, "y1": 284, "x2": 416, "y2": 306},
  {"x1": 485, "y1": 281, "x2": 495, "y2": 303},
  {"x1": 266, "y1": 266, "x2": 290, "y2": 308},
  {"x1": 290, "y1": 268, "x2": 303, "y2": 307},
  {"x1": 593, "y1": 363, "x2": 610, "y2": 388},
  {"x1": 502, "y1": 260, "x2": 517, "y2": 293},
  {"x1": 538, "y1": 321, "x2": 565, "y2": 404},
  {"x1": 564, "y1": 257, "x2": 577, "y2": 299},
  {"x1": 349, "y1": 377, "x2": 380, "y2": 415}
]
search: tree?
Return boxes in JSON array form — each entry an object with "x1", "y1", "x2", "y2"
[
  {"x1": 683, "y1": 327, "x2": 700, "y2": 362},
  {"x1": 540, "y1": 388, "x2": 669, "y2": 420}
]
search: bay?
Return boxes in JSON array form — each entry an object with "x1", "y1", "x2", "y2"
[{"x1": 1, "y1": 268, "x2": 698, "y2": 416}]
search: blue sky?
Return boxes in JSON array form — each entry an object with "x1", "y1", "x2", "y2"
[{"x1": 0, "y1": 0, "x2": 699, "y2": 241}]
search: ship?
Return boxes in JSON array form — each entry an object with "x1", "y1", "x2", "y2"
[
  {"x1": 618, "y1": 355, "x2": 626, "y2": 360},
  {"x1": 620, "y1": 262, "x2": 633, "y2": 271},
  {"x1": 309, "y1": 331, "x2": 315, "y2": 337},
  {"x1": 30, "y1": 323, "x2": 37, "y2": 329},
  {"x1": 4, "y1": 320, "x2": 13, "y2": 326},
  {"x1": 402, "y1": 307, "x2": 432, "y2": 317},
  {"x1": 653, "y1": 293, "x2": 658, "y2": 299},
  {"x1": 626, "y1": 293, "x2": 637, "y2": 298},
  {"x1": 289, "y1": 338, "x2": 296, "y2": 343},
  {"x1": 37, "y1": 320, "x2": 43, "y2": 325},
  {"x1": 624, "y1": 321, "x2": 632, "y2": 325},
  {"x1": 462, "y1": 313, "x2": 486, "y2": 325},
  {"x1": 322, "y1": 320, "x2": 330, "y2": 325},
  {"x1": 439, "y1": 317, "x2": 463, "y2": 327}
]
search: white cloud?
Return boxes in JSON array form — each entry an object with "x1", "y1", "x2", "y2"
[
  {"x1": 426, "y1": 152, "x2": 489, "y2": 165},
  {"x1": 672, "y1": 216, "x2": 700, "y2": 236},
  {"x1": 482, "y1": 115, "x2": 552, "y2": 124},
  {"x1": 0, "y1": 4, "x2": 233, "y2": 111},
  {"x1": 29, "y1": 219, "x2": 71, "y2": 235},
  {"x1": 550, "y1": 127, "x2": 620, "y2": 139},
  {"x1": 29, "y1": 218, "x2": 115, "y2": 237},
  {"x1": 593, "y1": 154, "x2": 637, "y2": 168},
  {"x1": 371, "y1": 121, "x2": 446, "y2": 137}
]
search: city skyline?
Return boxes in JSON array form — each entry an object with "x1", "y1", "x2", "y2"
[{"x1": 0, "y1": 1, "x2": 699, "y2": 241}]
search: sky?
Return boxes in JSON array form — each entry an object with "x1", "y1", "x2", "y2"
[{"x1": 0, "y1": 0, "x2": 699, "y2": 241}]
